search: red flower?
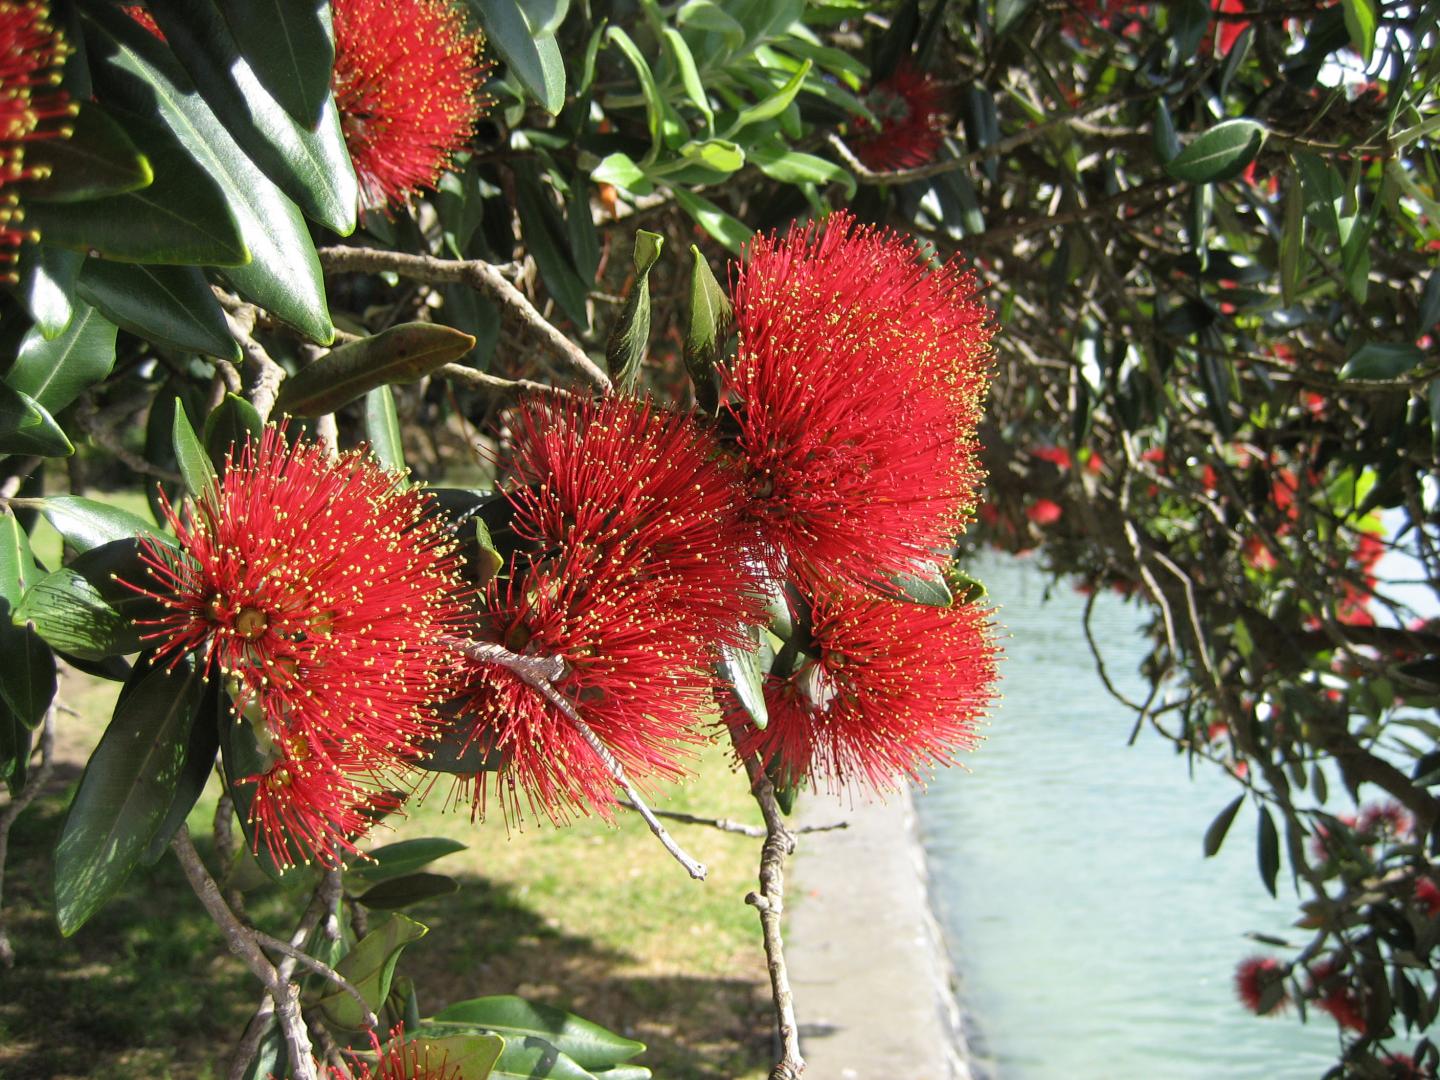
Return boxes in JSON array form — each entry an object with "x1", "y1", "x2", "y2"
[
  {"x1": 1413, "y1": 877, "x2": 1440, "y2": 918},
  {"x1": 134, "y1": 427, "x2": 468, "y2": 867},
  {"x1": 120, "y1": 4, "x2": 163, "y2": 39},
  {"x1": 331, "y1": 0, "x2": 491, "y2": 211},
  {"x1": 0, "y1": 1, "x2": 73, "y2": 280},
  {"x1": 1357, "y1": 800, "x2": 1413, "y2": 842},
  {"x1": 1032, "y1": 446, "x2": 1072, "y2": 470},
  {"x1": 720, "y1": 211, "x2": 992, "y2": 588},
  {"x1": 1243, "y1": 535, "x2": 1277, "y2": 572},
  {"x1": 318, "y1": 1024, "x2": 461, "y2": 1080},
  {"x1": 851, "y1": 65, "x2": 946, "y2": 172},
  {"x1": 1234, "y1": 955, "x2": 1287, "y2": 1015},
  {"x1": 505, "y1": 394, "x2": 763, "y2": 647},
  {"x1": 729, "y1": 588, "x2": 997, "y2": 792},
  {"x1": 1309, "y1": 959, "x2": 1367, "y2": 1032},
  {"x1": 1025, "y1": 498, "x2": 1062, "y2": 526}
]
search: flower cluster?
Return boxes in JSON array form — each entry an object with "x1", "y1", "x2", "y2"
[
  {"x1": 331, "y1": 0, "x2": 491, "y2": 211},
  {"x1": 135, "y1": 427, "x2": 468, "y2": 867},
  {"x1": 850, "y1": 66, "x2": 946, "y2": 172},
  {"x1": 1234, "y1": 955, "x2": 1287, "y2": 1016},
  {"x1": 0, "y1": 0, "x2": 73, "y2": 279}
]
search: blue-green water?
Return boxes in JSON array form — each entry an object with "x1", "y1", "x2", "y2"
[{"x1": 916, "y1": 554, "x2": 1342, "y2": 1079}]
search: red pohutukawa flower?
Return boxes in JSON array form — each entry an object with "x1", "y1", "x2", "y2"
[
  {"x1": 1234, "y1": 955, "x2": 1287, "y2": 1015},
  {"x1": 729, "y1": 588, "x2": 997, "y2": 792},
  {"x1": 317, "y1": 1024, "x2": 461, "y2": 1080},
  {"x1": 331, "y1": 0, "x2": 490, "y2": 211},
  {"x1": 721, "y1": 210, "x2": 992, "y2": 588},
  {"x1": 0, "y1": 0, "x2": 74, "y2": 279},
  {"x1": 505, "y1": 394, "x2": 764, "y2": 646},
  {"x1": 454, "y1": 395, "x2": 762, "y2": 821},
  {"x1": 134, "y1": 426, "x2": 468, "y2": 867},
  {"x1": 851, "y1": 65, "x2": 946, "y2": 172}
]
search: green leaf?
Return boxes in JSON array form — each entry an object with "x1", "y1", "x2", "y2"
[
  {"x1": 1418, "y1": 269, "x2": 1440, "y2": 337},
  {"x1": 276, "y1": 323, "x2": 477, "y2": 417},
  {"x1": 566, "y1": 174, "x2": 601, "y2": 284},
  {"x1": 217, "y1": 0, "x2": 335, "y2": 128},
  {"x1": 14, "y1": 244, "x2": 82, "y2": 339},
  {"x1": 748, "y1": 143, "x2": 855, "y2": 199},
  {"x1": 0, "y1": 512, "x2": 56, "y2": 730},
  {"x1": 604, "y1": 26, "x2": 664, "y2": 160},
  {"x1": 10, "y1": 301, "x2": 118, "y2": 415},
  {"x1": 430, "y1": 996, "x2": 646, "y2": 1070},
  {"x1": 40, "y1": 496, "x2": 163, "y2": 553},
  {"x1": 1203, "y1": 794, "x2": 1245, "y2": 857},
  {"x1": 678, "y1": 138, "x2": 745, "y2": 175},
  {"x1": 1256, "y1": 806, "x2": 1280, "y2": 897},
  {"x1": 483, "y1": 1044, "x2": 595, "y2": 1080},
  {"x1": 173, "y1": 406, "x2": 219, "y2": 498},
  {"x1": 357, "y1": 837, "x2": 467, "y2": 883},
  {"x1": 1340, "y1": 342, "x2": 1425, "y2": 381},
  {"x1": 1152, "y1": 100, "x2": 1180, "y2": 164},
  {"x1": 1, "y1": 700, "x2": 35, "y2": 797},
  {"x1": 364, "y1": 386, "x2": 405, "y2": 473},
  {"x1": 1165, "y1": 119, "x2": 1266, "y2": 184},
  {"x1": 727, "y1": 60, "x2": 811, "y2": 136},
  {"x1": 147, "y1": 0, "x2": 357, "y2": 234},
  {"x1": 1279, "y1": 170, "x2": 1306, "y2": 304},
  {"x1": 683, "y1": 244, "x2": 731, "y2": 413},
  {"x1": 217, "y1": 705, "x2": 286, "y2": 882},
  {"x1": 356, "y1": 872, "x2": 460, "y2": 910},
  {"x1": 671, "y1": 189, "x2": 751, "y2": 254},
  {"x1": 142, "y1": 672, "x2": 221, "y2": 864},
  {"x1": 662, "y1": 27, "x2": 713, "y2": 131},
  {"x1": 23, "y1": 100, "x2": 153, "y2": 203},
  {"x1": 607, "y1": 230, "x2": 664, "y2": 392},
  {"x1": 77, "y1": 261, "x2": 241, "y2": 361},
  {"x1": 468, "y1": 0, "x2": 565, "y2": 113},
  {"x1": 513, "y1": 167, "x2": 591, "y2": 330},
  {"x1": 591, "y1": 1069, "x2": 651, "y2": 1080},
  {"x1": 53, "y1": 655, "x2": 207, "y2": 934},
  {"x1": 719, "y1": 639, "x2": 767, "y2": 731},
  {"x1": 14, "y1": 567, "x2": 143, "y2": 660},
  {"x1": 592, "y1": 153, "x2": 653, "y2": 196},
  {"x1": 402, "y1": 1034, "x2": 504, "y2": 1080},
  {"x1": 203, "y1": 393, "x2": 264, "y2": 467},
  {"x1": 316, "y1": 914, "x2": 429, "y2": 1030},
  {"x1": 87, "y1": 6, "x2": 334, "y2": 343},
  {"x1": 892, "y1": 568, "x2": 953, "y2": 607},
  {"x1": 25, "y1": 108, "x2": 248, "y2": 268},
  {"x1": 0, "y1": 383, "x2": 72, "y2": 458},
  {"x1": 1341, "y1": 0, "x2": 1377, "y2": 63}
]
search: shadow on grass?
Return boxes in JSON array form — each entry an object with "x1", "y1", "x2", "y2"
[{"x1": 0, "y1": 797, "x2": 771, "y2": 1080}]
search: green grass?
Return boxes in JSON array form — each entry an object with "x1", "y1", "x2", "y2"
[{"x1": 1, "y1": 665, "x2": 773, "y2": 1080}]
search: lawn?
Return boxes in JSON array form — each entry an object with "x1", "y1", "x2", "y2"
[{"x1": 1, "y1": 491, "x2": 774, "y2": 1079}]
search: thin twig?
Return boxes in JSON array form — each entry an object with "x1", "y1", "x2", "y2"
[
  {"x1": 317, "y1": 246, "x2": 611, "y2": 390},
  {"x1": 0, "y1": 706, "x2": 55, "y2": 968},
  {"x1": 254, "y1": 929, "x2": 378, "y2": 1031},
  {"x1": 448, "y1": 638, "x2": 708, "y2": 880},
  {"x1": 621, "y1": 799, "x2": 847, "y2": 838},
  {"x1": 172, "y1": 827, "x2": 319, "y2": 1080},
  {"x1": 437, "y1": 362, "x2": 579, "y2": 400},
  {"x1": 223, "y1": 306, "x2": 286, "y2": 423}
]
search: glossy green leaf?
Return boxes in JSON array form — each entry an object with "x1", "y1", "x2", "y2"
[
  {"x1": 1152, "y1": 100, "x2": 1180, "y2": 164},
  {"x1": 0, "y1": 383, "x2": 72, "y2": 457},
  {"x1": 678, "y1": 139, "x2": 745, "y2": 174},
  {"x1": 1257, "y1": 805, "x2": 1280, "y2": 897},
  {"x1": 14, "y1": 244, "x2": 82, "y2": 339},
  {"x1": 25, "y1": 109, "x2": 248, "y2": 267},
  {"x1": 276, "y1": 323, "x2": 477, "y2": 417},
  {"x1": 203, "y1": 393, "x2": 264, "y2": 467},
  {"x1": 173, "y1": 404, "x2": 218, "y2": 498},
  {"x1": 430, "y1": 996, "x2": 646, "y2": 1070},
  {"x1": 148, "y1": 0, "x2": 357, "y2": 234},
  {"x1": 1165, "y1": 119, "x2": 1266, "y2": 184},
  {"x1": 77, "y1": 261, "x2": 240, "y2": 360},
  {"x1": 217, "y1": 704, "x2": 286, "y2": 883},
  {"x1": 218, "y1": 0, "x2": 334, "y2": 127},
  {"x1": 53, "y1": 655, "x2": 207, "y2": 934},
  {"x1": 10, "y1": 301, "x2": 117, "y2": 415},
  {"x1": 357, "y1": 837, "x2": 467, "y2": 883},
  {"x1": 607, "y1": 230, "x2": 664, "y2": 392},
  {"x1": 23, "y1": 100, "x2": 153, "y2": 203},
  {"x1": 719, "y1": 639, "x2": 767, "y2": 731},
  {"x1": 566, "y1": 174, "x2": 601, "y2": 284},
  {"x1": 482, "y1": 1044, "x2": 594, "y2": 1080},
  {"x1": 727, "y1": 60, "x2": 811, "y2": 135},
  {"x1": 0, "y1": 700, "x2": 34, "y2": 797},
  {"x1": 683, "y1": 245, "x2": 731, "y2": 413},
  {"x1": 141, "y1": 672, "x2": 220, "y2": 864},
  {"x1": 1340, "y1": 342, "x2": 1424, "y2": 381},
  {"x1": 40, "y1": 496, "x2": 163, "y2": 553},
  {"x1": 513, "y1": 167, "x2": 591, "y2": 330},
  {"x1": 13, "y1": 567, "x2": 143, "y2": 660},
  {"x1": 995, "y1": 0, "x2": 1034, "y2": 37},
  {"x1": 591, "y1": 152, "x2": 653, "y2": 196},
  {"x1": 663, "y1": 27, "x2": 713, "y2": 131},
  {"x1": 748, "y1": 143, "x2": 855, "y2": 199},
  {"x1": 364, "y1": 385, "x2": 405, "y2": 473},
  {"x1": 467, "y1": 0, "x2": 565, "y2": 113},
  {"x1": 400, "y1": 1034, "x2": 504, "y2": 1080},
  {"x1": 671, "y1": 188, "x2": 751, "y2": 254},
  {"x1": 356, "y1": 872, "x2": 460, "y2": 910},
  {"x1": 1341, "y1": 0, "x2": 1377, "y2": 63},
  {"x1": 1279, "y1": 171, "x2": 1305, "y2": 304},
  {"x1": 0, "y1": 512, "x2": 56, "y2": 730},
  {"x1": 1203, "y1": 794, "x2": 1245, "y2": 857},
  {"x1": 605, "y1": 26, "x2": 663, "y2": 159},
  {"x1": 316, "y1": 914, "x2": 429, "y2": 1030},
  {"x1": 87, "y1": 7, "x2": 334, "y2": 343},
  {"x1": 893, "y1": 568, "x2": 954, "y2": 607}
]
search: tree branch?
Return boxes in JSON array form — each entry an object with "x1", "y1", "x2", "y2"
[{"x1": 317, "y1": 246, "x2": 611, "y2": 391}]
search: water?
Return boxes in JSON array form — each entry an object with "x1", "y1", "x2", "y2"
[{"x1": 916, "y1": 553, "x2": 1342, "y2": 1079}]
